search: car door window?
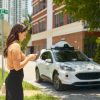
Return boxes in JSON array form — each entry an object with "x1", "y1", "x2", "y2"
[
  {"x1": 41, "y1": 51, "x2": 53, "y2": 61},
  {"x1": 41, "y1": 52, "x2": 47, "y2": 60}
]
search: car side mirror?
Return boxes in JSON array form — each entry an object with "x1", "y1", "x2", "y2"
[{"x1": 45, "y1": 59, "x2": 52, "y2": 63}]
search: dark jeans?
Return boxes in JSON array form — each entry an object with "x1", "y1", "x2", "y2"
[{"x1": 5, "y1": 69, "x2": 24, "y2": 100}]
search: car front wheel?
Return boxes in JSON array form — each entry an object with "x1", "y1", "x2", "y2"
[
  {"x1": 35, "y1": 68, "x2": 42, "y2": 82},
  {"x1": 53, "y1": 73, "x2": 63, "y2": 91}
]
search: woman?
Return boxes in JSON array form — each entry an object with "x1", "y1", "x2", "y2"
[{"x1": 4, "y1": 23, "x2": 37, "y2": 100}]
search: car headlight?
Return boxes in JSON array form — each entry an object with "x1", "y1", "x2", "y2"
[{"x1": 60, "y1": 65, "x2": 75, "y2": 71}]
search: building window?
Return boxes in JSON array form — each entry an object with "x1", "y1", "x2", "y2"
[
  {"x1": 59, "y1": 12, "x2": 64, "y2": 26},
  {"x1": 33, "y1": 4, "x2": 39, "y2": 15},
  {"x1": 55, "y1": 14, "x2": 59, "y2": 27},
  {"x1": 55, "y1": 12, "x2": 64, "y2": 27},
  {"x1": 33, "y1": 23, "x2": 38, "y2": 33},
  {"x1": 67, "y1": 15, "x2": 73, "y2": 24},
  {"x1": 40, "y1": 0, "x2": 46, "y2": 11},
  {"x1": 34, "y1": 45, "x2": 41, "y2": 53},
  {"x1": 39, "y1": 20, "x2": 46, "y2": 32}
]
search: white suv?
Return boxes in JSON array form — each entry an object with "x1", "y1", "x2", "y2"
[{"x1": 35, "y1": 40, "x2": 100, "y2": 91}]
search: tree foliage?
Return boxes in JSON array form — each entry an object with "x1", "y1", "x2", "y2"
[
  {"x1": 94, "y1": 37, "x2": 100, "y2": 63},
  {"x1": 53, "y1": 0, "x2": 100, "y2": 30},
  {"x1": 0, "y1": 34, "x2": 7, "y2": 52},
  {"x1": 84, "y1": 36, "x2": 97, "y2": 58},
  {"x1": 21, "y1": 15, "x2": 32, "y2": 52}
]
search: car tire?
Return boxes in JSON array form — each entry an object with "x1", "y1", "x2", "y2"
[
  {"x1": 53, "y1": 73, "x2": 63, "y2": 91},
  {"x1": 35, "y1": 68, "x2": 42, "y2": 82}
]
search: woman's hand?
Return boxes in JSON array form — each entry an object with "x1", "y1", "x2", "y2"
[{"x1": 27, "y1": 54, "x2": 38, "y2": 61}]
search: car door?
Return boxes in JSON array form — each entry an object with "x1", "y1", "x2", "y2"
[
  {"x1": 38, "y1": 51, "x2": 49, "y2": 76},
  {"x1": 43, "y1": 51, "x2": 54, "y2": 79}
]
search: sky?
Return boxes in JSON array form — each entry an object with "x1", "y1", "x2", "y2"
[{"x1": 28, "y1": 0, "x2": 32, "y2": 15}]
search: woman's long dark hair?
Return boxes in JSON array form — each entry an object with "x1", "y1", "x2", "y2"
[{"x1": 4, "y1": 23, "x2": 27, "y2": 57}]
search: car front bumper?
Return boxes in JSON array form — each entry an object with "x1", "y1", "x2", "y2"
[{"x1": 58, "y1": 70, "x2": 100, "y2": 86}]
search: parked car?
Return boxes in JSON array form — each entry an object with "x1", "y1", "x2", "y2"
[{"x1": 35, "y1": 40, "x2": 100, "y2": 91}]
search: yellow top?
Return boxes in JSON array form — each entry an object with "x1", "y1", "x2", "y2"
[{"x1": 7, "y1": 42, "x2": 26, "y2": 70}]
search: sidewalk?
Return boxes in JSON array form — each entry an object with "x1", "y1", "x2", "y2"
[
  {"x1": 0, "y1": 90, "x2": 43, "y2": 97},
  {"x1": 0, "y1": 83, "x2": 43, "y2": 97}
]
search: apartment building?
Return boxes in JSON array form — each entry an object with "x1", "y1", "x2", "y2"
[
  {"x1": 0, "y1": 0, "x2": 8, "y2": 21},
  {"x1": 29, "y1": 0, "x2": 100, "y2": 55},
  {"x1": 8, "y1": 0, "x2": 28, "y2": 26},
  {"x1": 0, "y1": 0, "x2": 3, "y2": 8}
]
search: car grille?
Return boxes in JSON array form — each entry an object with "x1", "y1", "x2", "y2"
[
  {"x1": 76, "y1": 72, "x2": 100, "y2": 80},
  {"x1": 73, "y1": 81, "x2": 100, "y2": 86}
]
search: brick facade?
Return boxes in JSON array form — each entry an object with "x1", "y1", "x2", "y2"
[
  {"x1": 53, "y1": 32, "x2": 85, "y2": 51},
  {"x1": 31, "y1": 0, "x2": 100, "y2": 54},
  {"x1": 31, "y1": 31, "x2": 100, "y2": 53},
  {"x1": 32, "y1": 39, "x2": 46, "y2": 52},
  {"x1": 32, "y1": 10, "x2": 47, "y2": 21}
]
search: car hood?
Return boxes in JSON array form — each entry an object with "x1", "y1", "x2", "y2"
[{"x1": 58, "y1": 61, "x2": 100, "y2": 71}]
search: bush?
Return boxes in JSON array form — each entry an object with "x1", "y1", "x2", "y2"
[
  {"x1": 84, "y1": 36, "x2": 97, "y2": 58},
  {"x1": 94, "y1": 37, "x2": 100, "y2": 63}
]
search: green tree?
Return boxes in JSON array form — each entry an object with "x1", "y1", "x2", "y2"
[
  {"x1": 84, "y1": 36, "x2": 97, "y2": 58},
  {"x1": 21, "y1": 15, "x2": 32, "y2": 52},
  {"x1": 94, "y1": 37, "x2": 100, "y2": 63},
  {"x1": 53, "y1": 0, "x2": 100, "y2": 30},
  {"x1": 0, "y1": 34, "x2": 7, "y2": 53}
]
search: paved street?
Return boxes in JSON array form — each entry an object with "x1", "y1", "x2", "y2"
[{"x1": 1, "y1": 55, "x2": 100, "y2": 100}]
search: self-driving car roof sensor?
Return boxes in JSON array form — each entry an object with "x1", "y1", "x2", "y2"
[{"x1": 51, "y1": 39, "x2": 74, "y2": 50}]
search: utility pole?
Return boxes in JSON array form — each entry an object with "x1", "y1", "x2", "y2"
[
  {"x1": 0, "y1": 8, "x2": 8, "y2": 84},
  {"x1": 0, "y1": 14, "x2": 4, "y2": 82}
]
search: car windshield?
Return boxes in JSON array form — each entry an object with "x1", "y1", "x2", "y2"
[{"x1": 53, "y1": 50, "x2": 90, "y2": 62}]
